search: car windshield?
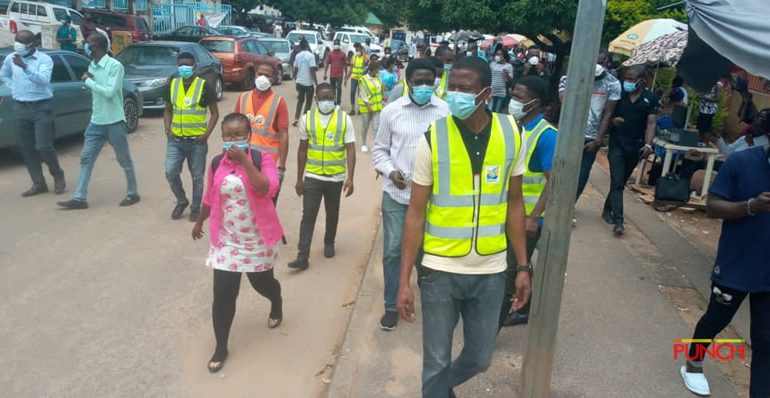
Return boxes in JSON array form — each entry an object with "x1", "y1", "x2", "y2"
[
  {"x1": 287, "y1": 33, "x2": 315, "y2": 44},
  {"x1": 348, "y1": 33, "x2": 368, "y2": 43},
  {"x1": 116, "y1": 46, "x2": 179, "y2": 66},
  {"x1": 69, "y1": 11, "x2": 83, "y2": 25},
  {"x1": 201, "y1": 40, "x2": 234, "y2": 53},
  {"x1": 262, "y1": 40, "x2": 289, "y2": 53}
]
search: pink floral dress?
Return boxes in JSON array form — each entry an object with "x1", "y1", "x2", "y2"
[{"x1": 206, "y1": 174, "x2": 279, "y2": 273}]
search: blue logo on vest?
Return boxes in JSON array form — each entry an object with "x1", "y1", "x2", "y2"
[{"x1": 485, "y1": 165, "x2": 501, "y2": 184}]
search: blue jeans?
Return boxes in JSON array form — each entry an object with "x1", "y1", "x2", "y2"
[
  {"x1": 350, "y1": 79, "x2": 359, "y2": 109},
  {"x1": 576, "y1": 142, "x2": 598, "y2": 201},
  {"x1": 488, "y1": 96, "x2": 507, "y2": 113},
  {"x1": 382, "y1": 192, "x2": 408, "y2": 312},
  {"x1": 165, "y1": 138, "x2": 208, "y2": 209},
  {"x1": 74, "y1": 122, "x2": 137, "y2": 201},
  {"x1": 420, "y1": 268, "x2": 505, "y2": 398}
]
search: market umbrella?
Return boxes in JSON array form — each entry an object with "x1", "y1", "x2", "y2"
[
  {"x1": 623, "y1": 30, "x2": 688, "y2": 66},
  {"x1": 480, "y1": 36, "x2": 518, "y2": 50},
  {"x1": 450, "y1": 30, "x2": 484, "y2": 42},
  {"x1": 609, "y1": 18, "x2": 687, "y2": 56},
  {"x1": 507, "y1": 34, "x2": 534, "y2": 47}
]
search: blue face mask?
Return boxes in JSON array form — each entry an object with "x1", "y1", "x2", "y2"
[
  {"x1": 446, "y1": 90, "x2": 483, "y2": 120},
  {"x1": 178, "y1": 65, "x2": 194, "y2": 79},
  {"x1": 223, "y1": 140, "x2": 249, "y2": 151},
  {"x1": 83, "y1": 43, "x2": 92, "y2": 57},
  {"x1": 623, "y1": 81, "x2": 638, "y2": 93},
  {"x1": 411, "y1": 84, "x2": 433, "y2": 105}
]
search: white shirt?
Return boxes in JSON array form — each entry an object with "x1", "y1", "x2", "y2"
[
  {"x1": 717, "y1": 135, "x2": 769, "y2": 156},
  {"x1": 293, "y1": 51, "x2": 317, "y2": 87},
  {"x1": 299, "y1": 107, "x2": 356, "y2": 182},
  {"x1": 411, "y1": 122, "x2": 527, "y2": 275},
  {"x1": 371, "y1": 95, "x2": 449, "y2": 205}
]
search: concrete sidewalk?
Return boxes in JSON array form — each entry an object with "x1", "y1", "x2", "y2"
[{"x1": 326, "y1": 183, "x2": 741, "y2": 398}]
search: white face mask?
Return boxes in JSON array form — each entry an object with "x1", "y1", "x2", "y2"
[
  {"x1": 333, "y1": 45, "x2": 340, "y2": 50},
  {"x1": 14, "y1": 41, "x2": 30, "y2": 56},
  {"x1": 494, "y1": 55, "x2": 503, "y2": 63},
  {"x1": 508, "y1": 99, "x2": 536, "y2": 120},
  {"x1": 528, "y1": 56, "x2": 540, "y2": 66},
  {"x1": 317, "y1": 100, "x2": 336, "y2": 114},
  {"x1": 254, "y1": 75, "x2": 272, "y2": 92}
]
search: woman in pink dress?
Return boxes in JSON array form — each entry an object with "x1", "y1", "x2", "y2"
[{"x1": 192, "y1": 113, "x2": 284, "y2": 373}]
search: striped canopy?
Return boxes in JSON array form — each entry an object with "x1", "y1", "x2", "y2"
[
  {"x1": 609, "y1": 19, "x2": 687, "y2": 56},
  {"x1": 623, "y1": 30, "x2": 688, "y2": 67}
]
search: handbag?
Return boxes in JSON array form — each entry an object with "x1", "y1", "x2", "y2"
[{"x1": 653, "y1": 173, "x2": 691, "y2": 211}]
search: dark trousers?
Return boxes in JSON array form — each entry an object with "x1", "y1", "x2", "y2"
[
  {"x1": 295, "y1": 83, "x2": 315, "y2": 120},
  {"x1": 330, "y1": 77, "x2": 343, "y2": 105},
  {"x1": 603, "y1": 142, "x2": 640, "y2": 224},
  {"x1": 688, "y1": 283, "x2": 770, "y2": 397},
  {"x1": 350, "y1": 79, "x2": 359, "y2": 110},
  {"x1": 500, "y1": 227, "x2": 542, "y2": 324},
  {"x1": 576, "y1": 142, "x2": 599, "y2": 201},
  {"x1": 212, "y1": 268, "x2": 282, "y2": 352},
  {"x1": 165, "y1": 138, "x2": 208, "y2": 210},
  {"x1": 14, "y1": 100, "x2": 64, "y2": 187},
  {"x1": 296, "y1": 177, "x2": 344, "y2": 259}
]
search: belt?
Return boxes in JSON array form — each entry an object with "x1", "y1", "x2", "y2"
[
  {"x1": 14, "y1": 99, "x2": 51, "y2": 106},
  {"x1": 171, "y1": 136, "x2": 201, "y2": 142}
]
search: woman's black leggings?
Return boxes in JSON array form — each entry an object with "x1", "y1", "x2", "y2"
[
  {"x1": 688, "y1": 282, "x2": 770, "y2": 397},
  {"x1": 212, "y1": 268, "x2": 282, "y2": 353}
]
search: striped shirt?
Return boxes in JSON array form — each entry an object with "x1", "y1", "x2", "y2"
[
  {"x1": 490, "y1": 61, "x2": 513, "y2": 97},
  {"x1": 372, "y1": 94, "x2": 449, "y2": 205}
]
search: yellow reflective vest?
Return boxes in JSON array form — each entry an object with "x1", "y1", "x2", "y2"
[
  {"x1": 304, "y1": 108, "x2": 348, "y2": 176},
  {"x1": 434, "y1": 71, "x2": 448, "y2": 99},
  {"x1": 522, "y1": 118, "x2": 557, "y2": 216},
  {"x1": 170, "y1": 76, "x2": 207, "y2": 136},
  {"x1": 424, "y1": 113, "x2": 521, "y2": 257},
  {"x1": 350, "y1": 54, "x2": 367, "y2": 80},
  {"x1": 358, "y1": 75, "x2": 382, "y2": 113}
]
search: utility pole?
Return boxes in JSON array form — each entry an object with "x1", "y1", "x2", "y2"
[{"x1": 519, "y1": 0, "x2": 607, "y2": 397}]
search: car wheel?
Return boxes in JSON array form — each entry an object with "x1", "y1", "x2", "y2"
[
  {"x1": 214, "y1": 76, "x2": 224, "y2": 101},
  {"x1": 243, "y1": 69, "x2": 255, "y2": 90},
  {"x1": 275, "y1": 66, "x2": 283, "y2": 85},
  {"x1": 124, "y1": 96, "x2": 139, "y2": 133}
]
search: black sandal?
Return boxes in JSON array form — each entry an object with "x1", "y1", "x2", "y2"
[
  {"x1": 268, "y1": 298, "x2": 283, "y2": 329},
  {"x1": 207, "y1": 349, "x2": 228, "y2": 373}
]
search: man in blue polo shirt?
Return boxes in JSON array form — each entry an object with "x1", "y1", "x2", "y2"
[
  {"x1": 679, "y1": 137, "x2": 770, "y2": 397},
  {"x1": 500, "y1": 76, "x2": 557, "y2": 327}
]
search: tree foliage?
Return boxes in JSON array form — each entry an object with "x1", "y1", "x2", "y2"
[{"x1": 604, "y1": 0, "x2": 687, "y2": 45}]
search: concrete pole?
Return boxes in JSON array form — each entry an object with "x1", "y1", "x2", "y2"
[{"x1": 519, "y1": 1, "x2": 607, "y2": 397}]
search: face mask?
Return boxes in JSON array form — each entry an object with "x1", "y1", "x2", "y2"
[
  {"x1": 508, "y1": 99, "x2": 536, "y2": 120},
  {"x1": 317, "y1": 100, "x2": 335, "y2": 114},
  {"x1": 623, "y1": 81, "x2": 638, "y2": 93},
  {"x1": 528, "y1": 56, "x2": 540, "y2": 66},
  {"x1": 446, "y1": 90, "x2": 484, "y2": 120},
  {"x1": 61, "y1": 20, "x2": 70, "y2": 25},
  {"x1": 494, "y1": 55, "x2": 503, "y2": 63},
  {"x1": 333, "y1": 45, "x2": 340, "y2": 50},
  {"x1": 84, "y1": 43, "x2": 92, "y2": 57},
  {"x1": 14, "y1": 41, "x2": 30, "y2": 57},
  {"x1": 444, "y1": 64, "x2": 452, "y2": 72},
  {"x1": 223, "y1": 140, "x2": 249, "y2": 151},
  {"x1": 255, "y1": 75, "x2": 271, "y2": 92},
  {"x1": 466, "y1": 51, "x2": 473, "y2": 56},
  {"x1": 433, "y1": 77, "x2": 442, "y2": 88},
  {"x1": 178, "y1": 65, "x2": 194, "y2": 79},
  {"x1": 411, "y1": 85, "x2": 433, "y2": 105}
]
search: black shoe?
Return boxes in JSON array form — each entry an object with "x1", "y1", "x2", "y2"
[
  {"x1": 119, "y1": 195, "x2": 141, "y2": 207},
  {"x1": 189, "y1": 208, "x2": 200, "y2": 222},
  {"x1": 54, "y1": 175, "x2": 66, "y2": 195},
  {"x1": 601, "y1": 210, "x2": 614, "y2": 225},
  {"x1": 613, "y1": 223, "x2": 625, "y2": 236},
  {"x1": 324, "y1": 243, "x2": 335, "y2": 258},
  {"x1": 57, "y1": 199, "x2": 88, "y2": 210},
  {"x1": 287, "y1": 257, "x2": 309, "y2": 270},
  {"x1": 501, "y1": 311, "x2": 529, "y2": 327},
  {"x1": 379, "y1": 311, "x2": 399, "y2": 331},
  {"x1": 171, "y1": 201, "x2": 189, "y2": 220},
  {"x1": 22, "y1": 184, "x2": 48, "y2": 197}
]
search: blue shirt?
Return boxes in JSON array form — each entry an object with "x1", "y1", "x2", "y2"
[
  {"x1": 523, "y1": 114, "x2": 557, "y2": 173},
  {"x1": 0, "y1": 50, "x2": 53, "y2": 101},
  {"x1": 708, "y1": 146, "x2": 770, "y2": 293}
]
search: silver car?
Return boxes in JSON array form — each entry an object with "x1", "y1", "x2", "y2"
[
  {"x1": 0, "y1": 48, "x2": 143, "y2": 149},
  {"x1": 257, "y1": 38, "x2": 293, "y2": 80}
]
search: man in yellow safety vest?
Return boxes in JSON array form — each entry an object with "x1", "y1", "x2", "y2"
[
  {"x1": 396, "y1": 56, "x2": 531, "y2": 397},
  {"x1": 163, "y1": 52, "x2": 220, "y2": 221},
  {"x1": 357, "y1": 60, "x2": 383, "y2": 152},
  {"x1": 433, "y1": 46, "x2": 455, "y2": 99},
  {"x1": 345, "y1": 43, "x2": 368, "y2": 115},
  {"x1": 288, "y1": 83, "x2": 356, "y2": 270}
]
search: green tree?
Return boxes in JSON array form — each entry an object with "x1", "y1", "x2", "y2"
[{"x1": 604, "y1": 0, "x2": 686, "y2": 45}]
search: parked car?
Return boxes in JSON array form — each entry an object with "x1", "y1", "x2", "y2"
[
  {"x1": 0, "y1": 48, "x2": 143, "y2": 149},
  {"x1": 82, "y1": 9, "x2": 152, "y2": 42},
  {"x1": 115, "y1": 41, "x2": 223, "y2": 110},
  {"x1": 0, "y1": 0, "x2": 83, "y2": 36},
  {"x1": 389, "y1": 39, "x2": 410, "y2": 61},
  {"x1": 257, "y1": 37, "x2": 292, "y2": 81},
  {"x1": 250, "y1": 32, "x2": 274, "y2": 39},
  {"x1": 285, "y1": 29, "x2": 325, "y2": 66},
  {"x1": 215, "y1": 25, "x2": 251, "y2": 37},
  {"x1": 200, "y1": 36, "x2": 283, "y2": 89},
  {"x1": 156, "y1": 25, "x2": 223, "y2": 43},
  {"x1": 332, "y1": 31, "x2": 383, "y2": 57},
  {"x1": 340, "y1": 25, "x2": 378, "y2": 44}
]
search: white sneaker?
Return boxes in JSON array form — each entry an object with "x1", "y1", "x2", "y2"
[
  {"x1": 361, "y1": 145, "x2": 369, "y2": 153},
  {"x1": 572, "y1": 218, "x2": 577, "y2": 228},
  {"x1": 680, "y1": 366, "x2": 711, "y2": 396}
]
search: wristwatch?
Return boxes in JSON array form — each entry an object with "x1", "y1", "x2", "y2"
[{"x1": 515, "y1": 263, "x2": 533, "y2": 275}]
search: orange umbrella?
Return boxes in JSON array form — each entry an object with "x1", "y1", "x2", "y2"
[{"x1": 481, "y1": 36, "x2": 518, "y2": 49}]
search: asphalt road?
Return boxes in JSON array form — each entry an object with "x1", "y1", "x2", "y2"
[{"x1": 0, "y1": 78, "x2": 382, "y2": 397}]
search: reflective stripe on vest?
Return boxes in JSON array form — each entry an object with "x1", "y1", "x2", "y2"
[
  {"x1": 522, "y1": 119, "x2": 555, "y2": 216},
  {"x1": 240, "y1": 91, "x2": 281, "y2": 155},
  {"x1": 351, "y1": 54, "x2": 366, "y2": 79},
  {"x1": 424, "y1": 113, "x2": 521, "y2": 257},
  {"x1": 170, "y1": 77, "x2": 207, "y2": 136},
  {"x1": 305, "y1": 108, "x2": 348, "y2": 176},
  {"x1": 401, "y1": 80, "x2": 409, "y2": 97},
  {"x1": 358, "y1": 75, "x2": 382, "y2": 113},
  {"x1": 434, "y1": 72, "x2": 448, "y2": 99}
]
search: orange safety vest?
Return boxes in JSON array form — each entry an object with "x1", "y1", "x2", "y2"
[{"x1": 238, "y1": 90, "x2": 281, "y2": 157}]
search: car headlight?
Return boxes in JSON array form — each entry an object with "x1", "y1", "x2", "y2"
[{"x1": 143, "y1": 77, "x2": 171, "y2": 88}]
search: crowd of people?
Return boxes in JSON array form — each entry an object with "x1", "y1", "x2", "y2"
[{"x1": 3, "y1": 25, "x2": 769, "y2": 398}]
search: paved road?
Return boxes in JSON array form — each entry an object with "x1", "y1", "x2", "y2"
[{"x1": 0, "y1": 80, "x2": 381, "y2": 397}]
